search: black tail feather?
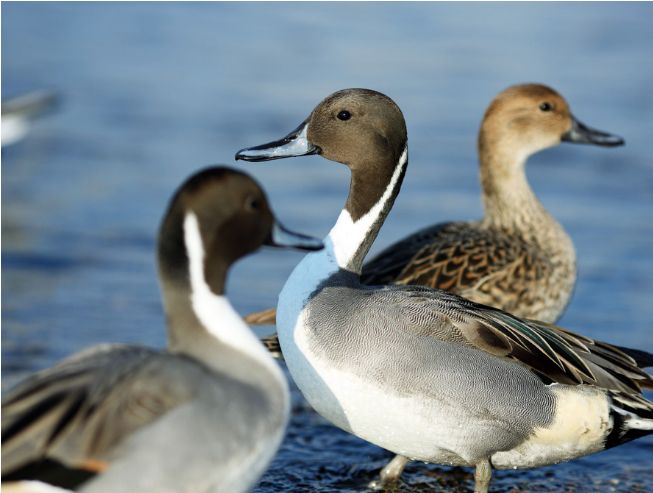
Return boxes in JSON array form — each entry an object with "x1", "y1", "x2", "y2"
[
  {"x1": 2, "y1": 459, "x2": 96, "y2": 489},
  {"x1": 605, "y1": 392, "x2": 653, "y2": 449},
  {"x1": 613, "y1": 346, "x2": 653, "y2": 368}
]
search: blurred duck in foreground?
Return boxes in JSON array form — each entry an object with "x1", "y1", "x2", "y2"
[
  {"x1": 1, "y1": 167, "x2": 323, "y2": 493},
  {"x1": 2, "y1": 90, "x2": 59, "y2": 147},
  {"x1": 236, "y1": 88, "x2": 651, "y2": 493}
]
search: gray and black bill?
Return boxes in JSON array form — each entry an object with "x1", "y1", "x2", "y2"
[
  {"x1": 562, "y1": 116, "x2": 624, "y2": 147},
  {"x1": 265, "y1": 222, "x2": 323, "y2": 252},
  {"x1": 235, "y1": 120, "x2": 319, "y2": 162}
]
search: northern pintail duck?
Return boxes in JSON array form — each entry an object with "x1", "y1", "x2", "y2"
[
  {"x1": 1, "y1": 167, "x2": 323, "y2": 493},
  {"x1": 244, "y1": 83, "x2": 627, "y2": 481},
  {"x1": 236, "y1": 89, "x2": 653, "y2": 493},
  {"x1": 245, "y1": 83, "x2": 624, "y2": 327}
]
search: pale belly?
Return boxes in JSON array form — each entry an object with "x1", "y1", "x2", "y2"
[
  {"x1": 285, "y1": 349, "x2": 473, "y2": 463},
  {"x1": 279, "y1": 313, "x2": 514, "y2": 466},
  {"x1": 279, "y1": 312, "x2": 612, "y2": 469}
]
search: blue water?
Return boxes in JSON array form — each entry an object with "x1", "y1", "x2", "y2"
[{"x1": 3, "y1": 3, "x2": 653, "y2": 492}]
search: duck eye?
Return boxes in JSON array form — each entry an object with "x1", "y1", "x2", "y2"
[
  {"x1": 337, "y1": 110, "x2": 351, "y2": 121},
  {"x1": 244, "y1": 196, "x2": 261, "y2": 212},
  {"x1": 539, "y1": 102, "x2": 553, "y2": 112}
]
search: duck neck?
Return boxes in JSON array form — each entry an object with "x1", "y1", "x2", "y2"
[
  {"x1": 326, "y1": 146, "x2": 408, "y2": 274},
  {"x1": 158, "y1": 213, "x2": 283, "y2": 384},
  {"x1": 478, "y1": 140, "x2": 558, "y2": 243}
]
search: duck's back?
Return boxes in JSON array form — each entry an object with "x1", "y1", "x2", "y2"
[
  {"x1": 362, "y1": 220, "x2": 576, "y2": 323},
  {"x1": 2, "y1": 344, "x2": 286, "y2": 493}
]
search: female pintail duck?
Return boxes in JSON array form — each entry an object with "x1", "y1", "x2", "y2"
[
  {"x1": 245, "y1": 83, "x2": 624, "y2": 327},
  {"x1": 1, "y1": 167, "x2": 323, "y2": 493},
  {"x1": 236, "y1": 89, "x2": 653, "y2": 493}
]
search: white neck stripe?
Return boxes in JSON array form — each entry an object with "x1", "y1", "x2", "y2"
[
  {"x1": 183, "y1": 213, "x2": 282, "y2": 376},
  {"x1": 327, "y1": 146, "x2": 408, "y2": 270},
  {"x1": 276, "y1": 146, "x2": 407, "y2": 343}
]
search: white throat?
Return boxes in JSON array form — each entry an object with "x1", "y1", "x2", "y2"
[{"x1": 183, "y1": 213, "x2": 283, "y2": 379}]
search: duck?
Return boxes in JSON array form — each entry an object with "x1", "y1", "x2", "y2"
[
  {"x1": 1, "y1": 166, "x2": 323, "y2": 493},
  {"x1": 244, "y1": 83, "x2": 627, "y2": 483},
  {"x1": 235, "y1": 88, "x2": 653, "y2": 493}
]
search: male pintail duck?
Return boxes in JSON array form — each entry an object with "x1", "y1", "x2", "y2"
[
  {"x1": 236, "y1": 89, "x2": 652, "y2": 493},
  {"x1": 1, "y1": 167, "x2": 323, "y2": 493},
  {"x1": 244, "y1": 83, "x2": 627, "y2": 482}
]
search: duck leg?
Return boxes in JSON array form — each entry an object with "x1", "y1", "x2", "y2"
[
  {"x1": 474, "y1": 459, "x2": 492, "y2": 493},
  {"x1": 368, "y1": 454, "x2": 409, "y2": 489},
  {"x1": 379, "y1": 454, "x2": 409, "y2": 482}
]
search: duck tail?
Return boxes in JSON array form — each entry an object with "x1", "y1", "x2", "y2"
[
  {"x1": 612, "y1": 345, "x2": 653, "y2": 368},
  {"x1": 605, "y1": 391, "x2": 653, "y2": 449}
]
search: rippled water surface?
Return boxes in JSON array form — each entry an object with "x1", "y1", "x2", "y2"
[{"x1": 3, "y1": 3, "x2": 653, "y2": 492}]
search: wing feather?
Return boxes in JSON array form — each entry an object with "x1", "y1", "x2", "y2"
[
  {"x1": 382, "y1": 286, "x2": 652, "y2": 392},
  {"x1": 2, "y1": 345, "x2": 205, "y2": 477}
]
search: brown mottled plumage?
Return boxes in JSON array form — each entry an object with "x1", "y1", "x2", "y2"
[{"x1": 363, "y1": 221, "x2": 568, "y2": 320}]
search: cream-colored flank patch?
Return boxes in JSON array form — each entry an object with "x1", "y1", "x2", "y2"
[{"x1": 492, "y1": 384, "x2": 611, "y2": 469}]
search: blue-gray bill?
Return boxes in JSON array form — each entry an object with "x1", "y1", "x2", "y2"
[
  {"x1": 265, "y1": 221, "x2": 323, "y2": 252},
  {"x1": 235, "y1": 120, "x2": 320, "y2": 162},
  {"x1": 562, "y1": 115, "x2": 624, "y2": 147}
]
